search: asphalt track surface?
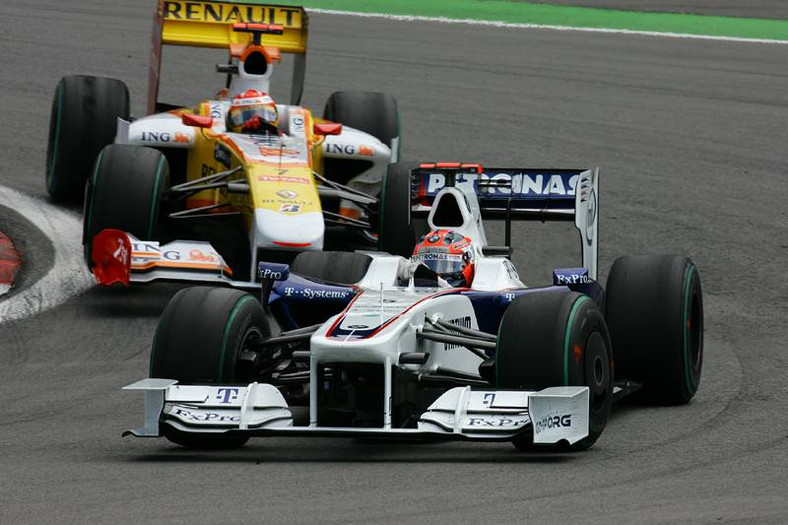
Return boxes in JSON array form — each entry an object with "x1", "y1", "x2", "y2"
[{"x1": 1, "y1": 1, "x2": 788, "y2": 523}]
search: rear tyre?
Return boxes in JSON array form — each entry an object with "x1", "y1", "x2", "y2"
[
  {"x1": 323, "y1": 91, "x2": 400, "y2": 156},
  {"x1": 291, "y1": 251, "x2": 372, "y2": 285},
  {"x1": 151, "y1": 287, "x2": 271, "y2": 449},
  {"x1": 378, "y1": 162, "x2": 420, "y2": 257},
  {"x1": 496, "y1": 291, "x2": 613, "y2": 451},
  {"x1": 605, "y1": 255, "x2": 703, "y2": 405},
  {"x1": 83, "y1": 145, "x2": 169, "y2": 262},
  {"x1": 46, "y1": 75, "x2": 129, "y2": 202}
]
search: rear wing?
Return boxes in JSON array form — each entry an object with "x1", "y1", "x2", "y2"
[
  {"x1": 148, "y1": 1, "x2": 309, "y2": 113},
  {"x1": 412, "y1": 163, "x2": 599, "y2": 280}
]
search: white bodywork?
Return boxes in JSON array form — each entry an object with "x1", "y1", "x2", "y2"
[
  {"x1": 124, "y1": 252, "x2": 589, "y2": 445},
  {"x1": 109, "y1": 100, "x2": 393, "y2": 287}
]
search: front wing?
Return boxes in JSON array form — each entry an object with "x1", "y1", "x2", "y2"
[{"x1": 123, "y1": 379, "x2": 590, "y2": 445}]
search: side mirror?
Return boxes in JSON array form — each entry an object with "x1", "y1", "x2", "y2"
[
  {"x1": 313, "y1": 123, "x2": 342, "y2": 136},
  {"x1": 181, "y1": 113, "x2": 213, "y2": 128}
]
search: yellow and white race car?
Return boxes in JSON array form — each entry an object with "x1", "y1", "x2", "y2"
[{"x1": 45, "y1": 1, "x2": 414, "y2": 286}]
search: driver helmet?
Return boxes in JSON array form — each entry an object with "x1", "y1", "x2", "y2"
[
  {"x1": 412, "y1": 229, "x2": 476, "y2": 287},
  {"x1": 227, "y1": 89, "x2": 278, "y2": 133}
]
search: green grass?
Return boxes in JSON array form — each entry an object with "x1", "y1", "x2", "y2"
[{"x1": 272, "y1": 0, "x2": 788, "y2": 41}]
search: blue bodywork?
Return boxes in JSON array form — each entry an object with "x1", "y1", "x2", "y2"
[{"x1": 263, "y1": 267, "x2": 605, "y2": 335}]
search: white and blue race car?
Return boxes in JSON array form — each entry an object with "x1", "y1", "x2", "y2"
[{"x1": 124, "y1": 163, "x2": 704, "y2": 451}]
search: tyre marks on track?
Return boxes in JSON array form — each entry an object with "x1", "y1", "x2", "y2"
[{"x1": 0, "y1": 185, "x2": 93, "y2": 323}]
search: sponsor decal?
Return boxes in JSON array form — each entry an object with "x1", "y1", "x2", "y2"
[
  {"x1": 162, "y1": 2, "x2": 302, "y2": 27},
  {"x1": 201, "y1": 164, "x2": 216, "y2": 177},
  {"x1": 209, "y1": 102, "x2": 223, "y2": 120},
  {"x1": 216, "y1": 388, "x2": 239, "y2": 404},
  {"x1": 279, "y1": 204, "x2": 300, "y2": 213},
  {"x1": 172, "y1": 406, "x2": 239, "y2": 423},
  {"x1": 325, "y1": 143, "x2": 374, "y2": 156},
  {"x1": 276, "y1": 189, "x2": 298, "y2": 200},
  {"x1": 466, "y1": 416, "x2": 526, "y2": 427},
  {"x1": 533, "y1": 414, "x2": 573, "y2": 434},
  {"x1": 140, "y1": 131, "x2": 191, "y2": 144},
  {"x1": 131, "y1": 242, "x2": 181, "y2": 261},
  {"x1": 258, "y1": 175, "x2": 310, "y2": 185},
  {"x1": 214, "y1": 143, "x2": 232, "y2": 167},
  {"x1": 290, "y1": 114, "x2": 305, "y2": 135},
  {"x1": 259, "y1": 146, "x2": 300, "y2": 157},
  {"x1": 424, "y1": 171, "x2": 580, "y2": 198},
  {"x1": 258, "y1": 262, "x2": 289, "y2": 281},
  {"x1": 325, "y1": 143, "x2": 355, "y2": 155},
  {"x1": 585, "y1": 188, "x2": 597, "y2": 246},
  {"x1": 482, "y1": 393, "x2": 496, "y2": 406},
  {"x1": 553, "y1": 268, "x2": 590, "y2": 285},
  {"x1": 189, "y1": 249, "x2": 217, "y2": 263},
  {"x1": 234, "y1": 95, "x2": 274, "y2": 105},
  {"x1": 283, "y1": 286, "x2": 351, "y2": 300},
  {"x1": 260, "y1": 197, "x2": 311, "y2": 206}
]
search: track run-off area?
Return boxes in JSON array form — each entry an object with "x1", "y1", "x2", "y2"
[{"x1": 1, "y1": 0, "x2": 787, "y2": 522}]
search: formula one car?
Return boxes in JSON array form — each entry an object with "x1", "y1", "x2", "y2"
[
  {"x1": 46, "y1": 1, "x2": 409, "y2": 284},
  {"x1": 124, "y1": 163, "x2": 704, "y2": 451}
]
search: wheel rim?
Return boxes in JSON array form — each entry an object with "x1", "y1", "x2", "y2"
[
  {"x1": 584, "y1": 331, "x2": 610, "y2": 413},
  {"x1": 235, "y1": 327, "x2": 264, "y2": 383}
]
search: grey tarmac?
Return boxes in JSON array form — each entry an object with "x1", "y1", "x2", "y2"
[{"x1": 1, "y1": 0, "x2": 787, "y2": 523}]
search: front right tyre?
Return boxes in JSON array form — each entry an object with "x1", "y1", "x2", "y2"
[
  {"x1": 496, "y1": 291, "x2": 613, "y2": 451},
  {"x1": 46, "y1": 75, "x2": 129, "y2": 202},
  {"x1": 605, "y1": 255, "x2": 703, "y2": 405}
]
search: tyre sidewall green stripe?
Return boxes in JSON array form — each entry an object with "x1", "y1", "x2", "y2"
[
  {"x1": 563, "y1": 295, "x2": 591, "y2": 385},
  {"x1": 84, "y1": 149, "x2": 105, "y2": 255},
  {"x1": 147, "y1": 156, "x2": 166, "y2": 239},
  {"x1": 47, "y1": 81, "x2": 64, "y2": 189},
  {"x1": 218, "y1": 295, "x2": 255, "y2": 381},
  {"x1": 682, "y1": 264, "x2": 697, "y2": 394}
]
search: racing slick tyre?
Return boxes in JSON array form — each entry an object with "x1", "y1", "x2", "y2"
[
  {"x1": 83, "y1": 145, "x2": 169, "y2": 263},
  {"x1": 379, "y1": 162, "x2": 420, "y2": 257},
  {"x1": 291, "y1": 251, "x2": 372, "y2": 285},
  {"x1": 496, "y1": 291, "x2": 613, "y2": 451},
  {"x1": 605, "y1": 255, "x2": 703, "y2": 405},
  {"x1": 323, "y1": 91, "x2": 400, "y2": 156},
  {"x1": 151, "y1": 287, "x2": 272, "y2": 449},
  {"x1": 46, "y1": 75, "x2": 129, "y2": 202}
]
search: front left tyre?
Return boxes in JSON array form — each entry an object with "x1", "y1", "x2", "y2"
[
  {"x1": 46, "y1": 75, "x2": 129, "y2": 202},
  {"x1": 323, "y1": 91, "x2": 400, "y2": 158},
  {"x1": 150, "y1": 287, "x2": 271, "y2": 449}
]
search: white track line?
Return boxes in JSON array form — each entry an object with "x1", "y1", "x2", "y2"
[
  {"x1": 0, "y1": 186, "x2": 93, "y2": 324},
  {"x1": 308, "y1": 8, "x2": 788, "y2": 45}
]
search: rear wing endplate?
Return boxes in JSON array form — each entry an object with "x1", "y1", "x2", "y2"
[
  {"x1": 412, "y1": 163, "x2": 599, "y2": 279},
  {"x1": 148, "y1": 1, "x2": 309, "y2": 113}
]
